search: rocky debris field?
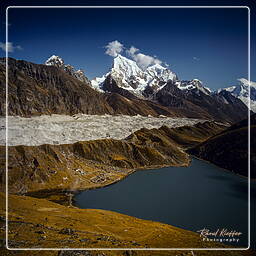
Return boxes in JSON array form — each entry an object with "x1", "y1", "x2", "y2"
[{"x1": 1, "y1": 114, "x2": 206, "y2": 146}]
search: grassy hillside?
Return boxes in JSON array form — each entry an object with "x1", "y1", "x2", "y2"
[
  {"x1": 1, "y1": 192, "x2": 254, "y2": 254},
  {"x1": 0, "y1": 121, "x2": 225, "y2": 195}
]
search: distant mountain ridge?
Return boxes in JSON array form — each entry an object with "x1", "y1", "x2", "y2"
[
  {"x1": 89, "y1": 54, "x2": 254, "y2": 114},
  {"x1": 218, "y1": 78, "x2": 256, "y2": 112},
  {"x1": 90, "y1": 54, "x2": 211, "y2": 97},
  {"x1": 0, "y1": 57, "x2": 182, "y2": 117},
  {"x1": 0, "y1": 56, "x2": 250, "y2": 123}
]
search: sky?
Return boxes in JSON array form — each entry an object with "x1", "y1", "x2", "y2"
[{"x1": 0, "y1": 1, "x2": 255, "y2": 91}]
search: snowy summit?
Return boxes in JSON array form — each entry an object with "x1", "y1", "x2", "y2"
[
  {"x1": 45, "y1": 55, "x2": 89, "y2": 83},
  {"x1": 218, "y1": 78, "x2": 256, "y2": 112},
  {"x1": 91, "y1": 54, "x2": 177, "y2": 95}
]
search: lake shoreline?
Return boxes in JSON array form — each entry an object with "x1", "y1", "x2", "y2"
[
  {"x1": 74, "y1": 157, "x2": 253, "y2": 248},
  {"x1": 24, "y1": 154, "x2": 251, "y2": 209}
]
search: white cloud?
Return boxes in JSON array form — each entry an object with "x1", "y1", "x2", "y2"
[
  {"x1": 105, "y1": 40, "x2": 123, "y2": 57},
  {"x1": 193, "y1": 56, "x2": 200, "y2": 61},
  {"x1": 126, "y1": 46, "x2": 139, "y2": 55},
  {"x1": 0, "y1": 42, "x2": 22, "y2": 52},
  {"x1": 105, "y1": 41, "x2": 164, "y2": 70},
  {"x1": 127, "y1": 46, "x2": 162, "y2": 70},
  {"x1": 132, "y1": 53, "x2": 162, "y2": 70}
]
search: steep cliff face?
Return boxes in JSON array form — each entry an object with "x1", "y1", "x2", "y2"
[
  {"x1": 0, "y1": 121, "x2": 225, "y2": 194},
  {"x1": 189, "y1": 114, "x2": 255, "y2": 178},
  {"x1": 0, "y1": 58, "x2": 113, "y2": 116},
  {"x1": 0, "y1": 58, "x2": 182, "y2": 117}
]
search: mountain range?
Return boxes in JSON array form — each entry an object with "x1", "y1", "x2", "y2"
[
  {"x1": 89, "y1": 54, "x2": 255, "y2": 114},
  {"x1": 0, "y1": 54, "x2": 252, "y2": 123},
  {"x1": 46, "y1": 54, "x2": 251, "y2": 122},
  {"x1": 218, "y1": 78, "x2": 256, "y2": 112}
]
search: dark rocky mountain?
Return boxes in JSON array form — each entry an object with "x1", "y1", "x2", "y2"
[
  {"x1": 154, "y1": 81, "x2": 249, "y2": 123},
  {"x1": 0, "y1": 58, "x2": 180, "y2": 117},
  {"x1": 102, "y1": 75, "x2": 138, "y2": 100},
  {"x1": 0, "y1": 57, "x2": 249, "y2": 123},
  {"x1": 189, "y1": 113, "x2": 255, "y2": 178},
  {"x1": 45, "y1": 55, "x2": 90, "y2": 84}
]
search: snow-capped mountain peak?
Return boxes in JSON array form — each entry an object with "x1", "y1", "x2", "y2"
[
  {"x1": 45, "y1": 55, "x2": 64, "y2": 67},
  {"x1": 238, "y1": 78, "x2": 256, "y2": 88},
  {"x1": 146, "y1": 63, "x2": 176, "y2": 81},
  {"x1": 45, "y1": 55, "x2": 89, "y2": 83},
  {"x1": 112, "y1": 54, "x2": 141, "y2": 74},
  {"x1": 91, "y1": 54, "x2": 177, "y2": 95},
  {"x1": 112, "y1": 54, "x2": 145, "y2": 82},
  {"x1": 218, "y1": 78, "x2": 256, "y2": 112},
  {"x1": 175, "y1": 79, "x2": 211, "y2": 95}
]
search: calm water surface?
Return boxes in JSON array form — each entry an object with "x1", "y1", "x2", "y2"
[{"x1": 75, "y1": 158, "x2": 256, "y2": 248}]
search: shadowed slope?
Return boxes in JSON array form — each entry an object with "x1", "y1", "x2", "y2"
[{"x1": 189, "y1": 114, "x2": 255, "y2": 178}]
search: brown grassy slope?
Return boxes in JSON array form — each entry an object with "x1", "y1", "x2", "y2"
[
  {"x1": 189, "y1": 114, "x2": 255, "y2": 178},
  {"x1": 1, "y1": 192, "x2": 254, "y2": 254},
  {"x1": 0, "y1": 121, "x2": 226, "y2": 194},
  {"x1": 127, "y1": 122, "x2": 227, "y2": 150}
]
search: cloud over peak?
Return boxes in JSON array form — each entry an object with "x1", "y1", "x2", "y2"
[
  {"x1": 105, "y1": 40, "x2": 124, "y2": 57},
  {"x1": 104, "y1": 40, "x2": 164, "y2": 70},
  {"x1": 127, "y1": 46, "x2": 162, "y2": 70}
]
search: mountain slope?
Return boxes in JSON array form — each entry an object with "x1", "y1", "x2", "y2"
[
  {"x1": 218, "y1": 78, "x2": 256, "y2": 112},
  {"x1": 2, "y1": 192, "x2": 240, "y2": 251},
  {"x1": 189, "y1": 113, "x2": 255, "y2": 178},
  {"x1": 45, "y1": 55, "x2": 89, "y2": 83},
  {"x1": 0, "y1": 58, "x2": 181, "y2": 117},
  {"x1": 154, "y1": 81, "x2": 248, "y2": 123},
  {"x1": 0, "y1": 58, "x2": 113, "y2": 116},
  {"x1": 1, "y1": 121, "x2": 225, "y2": 194},
  {"x1": 0, "y1": 56, "x2": 249, "y2": 123}
]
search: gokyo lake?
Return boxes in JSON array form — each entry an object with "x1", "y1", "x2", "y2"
[{"x1": 75, "y1": 158, "x2": 256, "y2": 248}]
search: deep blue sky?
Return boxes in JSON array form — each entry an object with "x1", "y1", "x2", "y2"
[{"x1": 0, "y1": 1, "x2": 255, "y2": 91}]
